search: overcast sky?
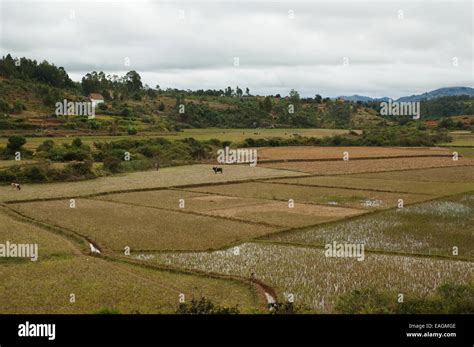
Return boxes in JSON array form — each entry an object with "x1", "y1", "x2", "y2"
[{"x1": 0, "y1": 0, "x2": 472, "y2": 98}]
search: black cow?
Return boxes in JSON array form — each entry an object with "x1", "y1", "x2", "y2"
[{"x1": 213, "y1": 167, "x2": 223, "y2": 174}]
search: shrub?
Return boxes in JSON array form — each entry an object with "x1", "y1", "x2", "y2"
[
  {"x1": 0, "y1": 98, "x2": 9, "y2": 113},
  {"x1": 12, "y1": 101, "x2": 25, "y2": 113},
  {"x1": 176, "y1": 297, "x2": 239, "y2": 314},
  {"x1": 103, "y1": 156, "x2": 122, "y2": 173},
  {"x1": 95, "y1": 307, "x2": 121, "y2": 314},
  {"x1": 6, "y1": 135, "x2": 26, "y2": 151},
  {"x1": 37, "y1": 140, "x2": 55, "y2": 152},
  {"x1": 72, "y1": 137, "x2": 83, "y2": 147},
  {"x1": 335, "y1": 283, "x2": 474, "y2": 314}
]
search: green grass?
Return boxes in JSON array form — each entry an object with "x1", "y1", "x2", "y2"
[{"x1": 441, "y1": 132, "x2": 474, "y2": 146}]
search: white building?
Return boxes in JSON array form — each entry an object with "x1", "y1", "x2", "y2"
[{"x1": 88, "y1": 93, "x2": 105, "y2": 108}]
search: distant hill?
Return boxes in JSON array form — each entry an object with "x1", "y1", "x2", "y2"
[
  {"x1": 396, "y1": 87, "x2": 474, "y2": 102},
  {"x1": 339, "y1": 95, "x2": 390, "y2": 102},
  {"x1": 340, "y1": 87, "x2": 474, "y2": 103}
]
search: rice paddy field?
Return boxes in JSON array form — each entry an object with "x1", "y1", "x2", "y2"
[
  {"x1": 141, "y1": 242, "x2": 474, "y2": 312},
  {"x1": 10, "y1": 198, "x2": 277, "y2": 251},
  {"x1": 267, "y1": 194, "x2": 474, "y2": 258},
  {"x1": 351, "y1": 166, "x2": 473, "y2": 183},
  {"x1": 0, "y1": 209, "x2": 260, "y2": 313},
  {"x1": 1, "y1": 145, "x2": 473, "y2": 314},
  {"x1": 186, "y1": 181, "x2": 430, "y2": 210},
  {"x1": 268, "y1": 176, "x2": 474, "y2": 195},
  {"x1": 0, "y1": 164, "x2": 303, "y2": 203},
  {"x1": 260, "y1": 156, "x2": 474, "y2": 175},
  {"x1": 257, "y1": 146, "x2": 452, "y2": 161}
]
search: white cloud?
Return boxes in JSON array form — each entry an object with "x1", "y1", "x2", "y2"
[{"x1": 0, "y1": 0, "x2": 472, "y2": 98}]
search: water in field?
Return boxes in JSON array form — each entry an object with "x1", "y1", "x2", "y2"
[
  {"x1": 134, "y1": 194, "x2": 474, "y2": 312},
  {"x1": 143, "y1": 242, "x2": 473, "y2": 312},
  {"x1": 268, "y1": 194, "x2": 474, "y2": 257}
]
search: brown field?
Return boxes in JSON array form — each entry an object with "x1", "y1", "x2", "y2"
[
  {"x1": 97, "y1": 189, "x2": 365, "y2": 228},
  {"x1": 186, "y1": 182, "x2": 429, "y2": 210},
  {"x1": 0, "y1": 208, "x2": 79, "y2": 260},
  {"x1": 257, "y1": 146, "x2": 452, "y2": 161},
  {"x1": 260, "y1": 157, "x2": 474, "y2": 175},
  {"x1": 10, "y1": 199, "x2": 277, "y2": 251},
  {"x1": 203, "y1": 201, "x2": 365, "y2": 228},
  {"x1": 268, "y1": 176, "x2": 474, "y2": 196},
  {"x1": 0, "y1": 164, "x2": 304, "y2": 203},
  {"x1": 97, "y1": 189, "x2": 266, "y2": 212},
  {"x1": 351, "y1": 166, "x2": 474, "y2": 183}
]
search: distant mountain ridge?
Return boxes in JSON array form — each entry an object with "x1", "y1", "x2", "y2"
[
  {"x1": 339, "y1": 95, "x2": 390, "y2": 102},
  {"x1": 339, "y1": 87, "x2": 474, "y2": 103}
]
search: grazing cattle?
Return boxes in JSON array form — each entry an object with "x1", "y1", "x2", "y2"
[
  {"x1": 11, "y1": 183, "x2": 21, "y2": 191},
  {"x1": 212, "y1": 167, "x2": 223, "y2": 174}
]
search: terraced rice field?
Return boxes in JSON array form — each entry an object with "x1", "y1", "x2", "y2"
[
  {"x1": 0, "y1": 208, "x2": 80, "y2": 260},
  {"x1": 96, "y1": 189, "x2": 266, "y2": 213},
  {"x1": 351, "y1": 165, "x2": 474, "y2": 183},
  {"x1": 96, "y1": 189, "x2": 364, "y2": 228},
  {"x1": 257, "y1": 146, "x2": 452, "y2": 161},
  {"x1": 268, "y1": 176, "x2": 474, "y2": 196},
  {"x1": 0, "y1": 164, "x2": 304, "y2": 203},
  {"x1": 0, "y1": 209, "x2": 259, "y2": 313},
  {"x1": 260, "y1": 157, "x2": 474, "y2": 175},
  {"x1": 10, "y1": 199, "x2": 277, "y2": 251},
  {"x1": 143, "y1": 242, "x2": 474, "y2": 312},
  {"x1": 2, "y1": 146, "x2": 473, "y2": 314},
  {"x1": 202, "y1": 201, "x2": 364, "y2": 228},
  {"x1": 187, "y1": 182, "x2": 430, "y2": 210},
  {"x1": 267, "y1": 194, "x2": 474, "y2": 258}
]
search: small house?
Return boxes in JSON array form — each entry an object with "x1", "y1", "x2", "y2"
[{"x1": 88, "y1": 93, "x2": 105, "y2": 108}]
